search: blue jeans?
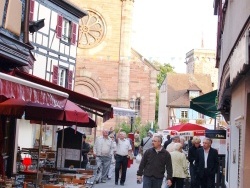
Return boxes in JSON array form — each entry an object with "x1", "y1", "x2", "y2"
[
  {"x1": 143, "y1": 176, "x2": 163, "y2": 188},
  {"x1": 134, "y1": 147, "x2": 139, "y2": 156}
]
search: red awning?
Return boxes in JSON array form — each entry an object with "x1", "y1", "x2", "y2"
[
  {"x1": 31, "y1": 116, "x2": 96, "y2": 128},
  {"x1": 0, "y1": 98, "x2": 89, "y2": 124},
  {"x1": 0, "y1": 98, "x2": 63, "y2": 120},
  {"x1": 0, "y1": 72, "x2": 68, "y2": 109},
  {"x1": 12, "y1": 70, "x2": 113, "y2": 122}
]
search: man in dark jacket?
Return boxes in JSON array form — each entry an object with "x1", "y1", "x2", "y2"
[
  {"x1": 137, "y1": 134, "x2": 172, "y2": 188},
  {"x1": 188, "y1": 136, "x2": 201, "y2": 188},
  {"x1": 195, "y1": 137, "x2": 219, "y2": 188},
  {"x1": 163, "y1": 135, "x2": 171, "y2": 149},
  {"x1": 81, "y1": 134, "x2": 90, "y2": 169}
]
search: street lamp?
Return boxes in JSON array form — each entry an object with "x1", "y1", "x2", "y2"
[{"x1": 129, "y1": 98, "x2": 135, "y2": 132}]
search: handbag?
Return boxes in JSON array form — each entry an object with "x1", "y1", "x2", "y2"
[{"x1": 135, "y1": 153, "x2": 142, "y2": 164}]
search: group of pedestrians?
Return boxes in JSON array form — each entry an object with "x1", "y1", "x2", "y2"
[
  {"x1": 137, "y1": 134, "x2": 219, "y2": 188},
  {"x1": 82, "y1": 129, "x2": 219, "y2": 188},
  {"x1": 83, "y1": 128, "x2": 132, "y2": 186}
]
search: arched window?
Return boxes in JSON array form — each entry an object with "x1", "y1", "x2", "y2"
[{"x1": 135, "y1": 98, "x2": 140, "y2": 116}]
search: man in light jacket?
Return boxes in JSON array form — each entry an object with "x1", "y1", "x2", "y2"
[{"x1": 93, "y1": 129, "x2": 114, "y2": 183}]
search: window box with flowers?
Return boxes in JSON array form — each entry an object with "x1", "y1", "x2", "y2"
[
  {"x1": 196, "y1": 119, "x2": 204, "y2": 125},
  {"x1": 179, "y1": 118, "x2": 188, "y2": 124}
]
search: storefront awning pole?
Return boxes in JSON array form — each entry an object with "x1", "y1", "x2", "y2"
[{"x1": 37, "y1": 122, "x2": 43, "y2": 186}]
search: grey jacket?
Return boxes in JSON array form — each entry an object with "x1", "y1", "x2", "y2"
[{"x1": 141, "y1": 136, "x2": 152, "y2": 154}]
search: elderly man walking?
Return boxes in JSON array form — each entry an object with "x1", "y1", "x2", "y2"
[
  {"x1": 195, "y1": 137, "x2": 219, "y2": 188},
  {"x1": 115, "y1": 129, "x2": 132, "y2": 186},
  {"x1": 93, "y1": 129, "x2": 114, "y2": 183}
]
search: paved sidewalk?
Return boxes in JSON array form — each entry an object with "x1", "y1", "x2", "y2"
[{"x1": 94, "y1": 160, "x2": 142, "y2": 188}]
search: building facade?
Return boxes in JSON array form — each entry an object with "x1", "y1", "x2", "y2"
[
  {"x1": 185, "y1": 48, "x2": 218, "y2": 90},
  {"x1": 158, "y1": 73, "x2": 213, "y2": 130},
  {"x1": 68, "y1": 0, "x2": 158, "y2": 132},
  {"x1": 0, "y1": 0, "x2": 113, "y2": 178},
  {"x1": 214, "y1": 0, "x2": 250, "y2": 187},
  {"x1": 29, "y1": 0, "x2": 87, "y2": 88},
  {"x1": 22, "y1": 0, "x2": 88, "y2": 148}
]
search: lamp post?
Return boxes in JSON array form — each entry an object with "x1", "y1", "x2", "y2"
[{"x1": 129, "y1": 98, "x2": 135, "y2": 132}]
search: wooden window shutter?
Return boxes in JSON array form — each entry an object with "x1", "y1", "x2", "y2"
[
  {"x1": 52, "y1": 65, "x2": 59, "y2": 84},
  {"x1": 56, "y1": 15, "x2": 63, "y2": 39},
  {"x1": 71, "y1": 23, "x2": 77, "y2": 45},
  {"x1": 29, "y1": 0, "x2": 35, "y2": 21},
  {"x1": 67, "y1": 70, "x2": 73, "y2": 90}
]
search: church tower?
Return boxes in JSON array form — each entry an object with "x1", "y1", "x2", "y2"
[
  {"x1": 118, "y1": 0, "x2": 134, "y2": 107},
  {"x1": 185, "y1": 49, "x2": 218, "y2": 90},
  {"x1": 68, "y1": 0, "x2": 158, "y2": 130},
  {"x1": 185, "y1": 35, "x2": 218, "y2": 90}
]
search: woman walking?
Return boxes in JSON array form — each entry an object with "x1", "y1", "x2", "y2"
[
  {"x1": 170, "y1": 143, "x2": 188, "y2": 188},
  {"x1": 188, "y1": 136, "x2": 201, "y2": 188}
]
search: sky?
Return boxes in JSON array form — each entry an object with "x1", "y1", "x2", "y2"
[{"x1": 132, "y1": 0, "x2": 218, "y2": 73}]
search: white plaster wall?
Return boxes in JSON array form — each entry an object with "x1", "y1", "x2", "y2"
[
  {"x1": 17, "y1": 119, "x2": 36, "y2": 149},
  {"x1": 229, "y1": 80, "x2": 246, "y2": 188},
  {"x1": 158, "y1": 78, "x2": 168, "y2": 130},
  {"x1": 221, "y1": 0, "x2": 250, "y2": 63}
]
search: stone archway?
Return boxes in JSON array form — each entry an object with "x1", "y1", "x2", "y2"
[{"x1": 74, "y1": 76, "x2": 103, "y2": 99}]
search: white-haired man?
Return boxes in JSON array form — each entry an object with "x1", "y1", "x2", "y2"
[
  {"x1": 115, "y1": 129, "x2": 132, "y2": 186},
  {"x1": 93, "y1": 129, "x2": 114, "y2": 183},
  {"x1": 195, "y1": 137, "x2": 219, "y2": 188}
]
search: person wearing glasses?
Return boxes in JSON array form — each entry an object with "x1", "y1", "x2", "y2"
[{"x1": 137, "y1": 134, "x2": 173, "y2": 188}]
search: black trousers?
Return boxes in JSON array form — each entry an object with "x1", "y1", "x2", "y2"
[
  {"x1": 81, "y1": 158, "x2": 88, "y2": 169},
  {"x1": 190, "y1": 164, "x2": 199, "y2": 188},
  {"x1": 115, "y1": 154, "x2": 128, "y2": 184},
  {"x1": 199, "y1": 169, "x2": 215, "y2": 188},
  {"x1": 169, "y1": 177, "x2": 184, "y2": 188}
]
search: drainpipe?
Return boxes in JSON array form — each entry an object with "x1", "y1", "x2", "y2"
[{"x1": 24, "y1": 0, "x2": 30, "y2": 44}]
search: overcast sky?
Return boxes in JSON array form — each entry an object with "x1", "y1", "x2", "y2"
[{"x1": 132, "y1": 0, "x2": 218, "y2": 73}]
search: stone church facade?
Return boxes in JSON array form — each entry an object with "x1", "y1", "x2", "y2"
[{"x1": 68, "y1": 0, "x2": 158, "y2": 131}]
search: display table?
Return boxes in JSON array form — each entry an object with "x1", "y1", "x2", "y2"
[{"x1": 57, "y1": 168, "x2": 86, "y2": 174}]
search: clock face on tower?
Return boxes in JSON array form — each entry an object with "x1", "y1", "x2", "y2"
[{"x1": 78, "y1": 9, "x2": 106, "y2": 49}]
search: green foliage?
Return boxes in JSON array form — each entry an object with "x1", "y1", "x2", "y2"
[
  {"x1": 156, "y1": 63, "x2": 175, "y2": 89},
  {"x1": 152, "y1": 61, "x2": 175, "y2": 122},
  {"x1": 114, "y1": 122, "x2": 131, "y2": 134},
  {"x1": 114, "y1": 118, "x2": 159, "y2": 139}
]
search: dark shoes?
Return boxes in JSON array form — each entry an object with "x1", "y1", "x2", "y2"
[{"x1": 115, "y1": 181, "x2": 124, "y2": 186}]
